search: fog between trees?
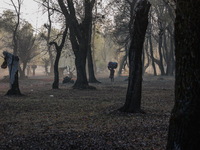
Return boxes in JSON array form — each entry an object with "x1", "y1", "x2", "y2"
[{"x1": 0, "y1": 0, "x2": 175, "y2": 80}]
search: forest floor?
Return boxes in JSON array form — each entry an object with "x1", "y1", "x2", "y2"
[{"x1": 0, "y1": 74, "x2": 174, "y2": 150}]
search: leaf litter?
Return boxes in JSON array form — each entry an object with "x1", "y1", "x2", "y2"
[{"x1": 0, "y1": 75, "x2": 174, "y2": 149}]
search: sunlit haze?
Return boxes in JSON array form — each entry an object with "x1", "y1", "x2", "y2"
[{"x1": 0, "y1": 0, "x2": 48, "y2": 32}]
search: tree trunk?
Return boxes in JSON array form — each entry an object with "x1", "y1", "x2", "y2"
[
  {"x1": 158, "y1": 28, "x2": 165, "y2": 75},
  {"x1": 51, "y1": 24, "x2": 68, "y2": 89},
  {"x1": 73, "y1": 41, "x2": 89, "y2": 89},
  {"x1": 18, "y1": 66, "x2": 26, "y2": 79},
  {"x1": 88, "y1": 46, "x2": 100, "y2": 83},
  {"x1": 118, "y1": 46, "x2": 128, "y2": 76},
  {"x1": 119, "y1": 0, "x2": 151, "y2": 113},
  {"x1": 166, "y1": 36, "x2": 174, "y2": 76},
  {"x1": 52, "y1": 49, "x2": 61, "y2": 89},
  {"x1": 91, "y1": 0, "x2": 97, "y2": 74},
  {"x1": 6, "y1": 70, "x2": 21, "y2": 95},
  {"x1": 149, "y1": 35, "x2": 157, "y2": 76},
  {"x1": 58, "y1": 0, "x2": 96, "y2": 89},
  {"x1": 47, "y1": 0, "x2": 54, "y2": 75},
  {"x1": 142, "y1": 38, "x2": 150, "y2": 75},
  {"x1": 169, "y1": 26, "x2": 175, "y2": 75},
  {"x1": 12, "y1": 0, "x2": 20, "y2": 56},
  {"x1": 71, "y1": 0, "x2": 96, "y2": 89},
  {"x1": 87, "y1": 20, "x2": 100, "y2": 83},
  {"x1": 166, "y1": 1, "x2": 200, "y2": 149},
  {"x1": 2, "y1": 51, "x2": 22, "y2": 96}
]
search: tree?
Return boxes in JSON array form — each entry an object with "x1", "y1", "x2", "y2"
[
  {"x1": 41, "y1": 0, "x2": 55, "y2": 75},
  {"x1": 17, "y1": 22, "x2": 38, "y2": 78},
  {"x1": 50, "y1": 24, "x2": 68, "y2": 89},
  {"x1": 0, "y1": 0, "x2": 22, "y2": 56},
  {"x1": 147, "y1": 18, "x2": 157, "y2": 76},
  {"x1": 87, "y1": 1, "x2": 100, "y2": 83},
  {"x1": 0, "y1": 10, "x2": 16, "y2": 49},
  {"x1": 112, "y1": 0, "x2": 137, "y2": 76},
  {"x1": 0, "y1": 10, "x2": 38, "y2": 78},
  {"x1": 10, "y1": 0, "x2": 22, "y2": 56},
  {"x1": 119, "y1": 0, "x2": 151, "y2": 113},
  {"x1": 144, "y1": 0, "x2": 175, "y2": 76},
  {"x1": 166, "y1": 1, "x2": 200, "y2": 149},
  {"x1": 58, "y1": 0, "x2": 96, "y2": 89},
  {"x1": 39, "y1": 0, "x2": 69, "y2": 89},
  {"x1": 87, "y1": 42, "x2": 101, "y2": 83}
]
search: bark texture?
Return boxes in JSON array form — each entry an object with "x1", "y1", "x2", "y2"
[
  {"x1": 119, "y1": 0, "x2": 151, "y2": 113},
  {"x1": 58, "y1": 0, "x2": 96, "y2": 89},
  {"x1": 166, "y1": 1, "x2": 200, "y2": 149}
]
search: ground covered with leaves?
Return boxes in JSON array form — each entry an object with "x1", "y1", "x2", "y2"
[{"x1": 0, "y1": 75, "x2": 174, "y2": 149}]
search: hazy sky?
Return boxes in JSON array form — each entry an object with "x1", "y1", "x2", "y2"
[{"x1": 0, "y1": 0, "x2": 48, "y2": 31}]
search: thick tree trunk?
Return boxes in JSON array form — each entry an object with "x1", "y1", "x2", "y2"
[
  {"x1": 73, "y1": 41, "x2": 89, "y2": 89},
  {"x1": 6, "y1": 70, "x2": 21, "y2": 95},
  {"x1": 58, "y1": 0, "x2": 95, "y2": 89},
  {"x1": 119, "y1": 0, "x2": 151, "y2": 113},
  {"x1": 166, "y1": 1, "x2": 200, "y2": 149}
]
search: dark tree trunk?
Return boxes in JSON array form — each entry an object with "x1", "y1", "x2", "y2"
[
  {"x1": 169, "y1": 26, "x2": 175, "y2": 75},
  {"x1": 50, "y1": 25, "x2": 68, "y2": 89},
  {"x1": 52, "y1": 48, "x2": 61, "y2": 89},
  {"x1": 142, "y1": 39, "x2": 150, "y2": 75},
  {"x1": 119, "y1": 0, "x2": 151, "y2": 113},
  {"x1": 149, "y1": 35, "x2": 157, "y2": 76},
  {"x1": 148, "y1": 9, "x2": 157, "y2": 76},
  {"x1": 6, "y1": 70, "x2": 21, "y2": 96},
  {"x1": 12, "y1": 2, "x2": 20, "y2": 56},
  {"x1": 164, "y1": 29, "x2": 174, "y2": 76},
  {"x1": 163, "y1": 31, "x2": 168, "y2": 64},
  {"x1": 158, "y1": 28, "x2": 165, "y2": 75},
  {"x1": 166, "y1": 1, "x2": 200, "y2": 149},
  {"x1": 58, "y1": 0, "x2": 95, "y2": 89},
  {"x1": 164, "y1": 31, "x2": 170, "y2": 75},
  {"x1": 91, "y1": 1, "x2": 97, "y2": 74},
  {"x1": 87, "y1": 46, "x2": 100, "y2": 83},
  {"x1": 118, "y1": 45, "x2": 128, "y2": 76},
  {"x1": 73, "y1": 40, "x2": 89, "y2": 89},
  {"x1": 87, "y1": 20, "x2": 100, "y2": 83}
]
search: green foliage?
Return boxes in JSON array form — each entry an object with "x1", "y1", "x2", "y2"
[
  {"x1": 0, "y1": 10, "x2": 39, "y2": 70},
  {"x1": 17, "y1": 22, "x2": 38, "y2": 64},
  {"x1": 0, "y1": 10, "x2": 16, "y2": 32}
]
